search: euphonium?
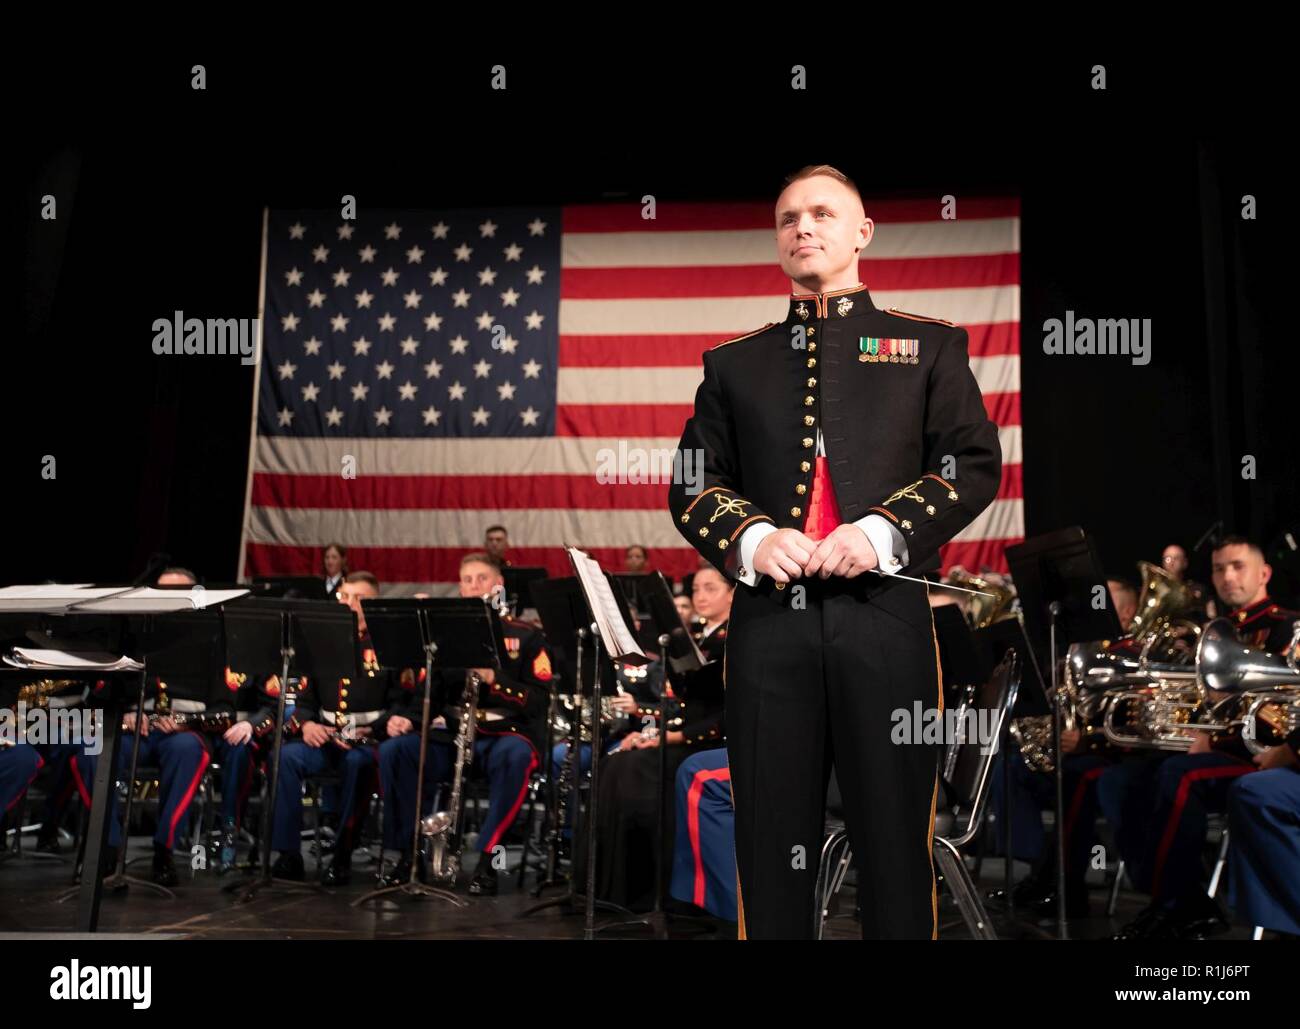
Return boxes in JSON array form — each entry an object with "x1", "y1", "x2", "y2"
[
  {"x1": 1128, "y1": 561, "x2": 1202, "y2": 662},
  {"x1": 946, "y1": 569, "x2": 1017, "y2": 630}
]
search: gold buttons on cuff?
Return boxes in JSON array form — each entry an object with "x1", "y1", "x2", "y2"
[
  {"x1": 791, "y1": 507, "x2": 802, "y2": 517},
  {"x1": 795, "y1": 484, "x2": 807, "y2": 495},
  {"x1": 699, "y1": 527, "x2": 709, "y2": 538},
  {"x1": 801, "y1": 461, "x2": 811, "y2": 472},
  {"x1": 807, "y1": 327, "x2": 816, "y2": 337},
  {"x1": 802, "y1": 437, "x2": 814, "y2": 448},
  {"x1": 925, "y1": 505, "x2": 936, "y2": 515},
  {"x1": 717, "y1": 538, "x2": 729, "y2": 550}
]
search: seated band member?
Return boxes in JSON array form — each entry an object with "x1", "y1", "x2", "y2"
[
  {"x1": 0, "y1": 739, "x2": 44, "y2": 834},
  {"x1": 375, "y1": 553, "x2": 554, "y2": 894},
  {"x1": 73, "y1": 568, "x2": 229, "y2": 886},
  {"x1": 1108, "y1": 535, "x2": 1299, "y2": 939},
  {"x1": 579, "y1": 563, "x2": 730, "y2": 911},
  {"x1": 270, "y1": 571, "x2": 399, "y2": 885},
  {"x1": 1227, "y1": 731, "x2": 1300, "y2": 938},
  {"x1": 670, "y1": 746, "x2": 737, "y2": 921}
]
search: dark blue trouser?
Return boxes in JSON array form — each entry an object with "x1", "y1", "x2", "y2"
[
  {"x1": 1228, "y1": 768, "x2": 1300, "y2": 935},
  {"x1": 271, "y1": 740, "x2": 376, "y2": 853},
  {"x1": 212, "y1": 738, "x2": 258, "y2": 829},
  {"x1": 472, "y1": 732, "x2": 538, "y2": 856},
  {"x1": 1096, "y1": 752, "x2": 1169, "y2": 891},
  {"x1": 74, "y1": 730, "x2": 210, "y2": 849},
  {"x1": 0, "y1": 744, "x2": 43, "y2": 817},
  {"x1": 670, "y1": 747, "x2": 736, "y2": 920},
  {"x1": 376, "y1": 733, "x2": 455, "y2": 851}
]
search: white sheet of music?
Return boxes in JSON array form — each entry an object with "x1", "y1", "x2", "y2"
[
  {"x1": 5, "y1": 647, "x2": 145, "y2": 672},
  {"x1": 565, "y1": 546, "x2": 646, "y2": 662},
  {"x1": 0, "y1": 586, "x2": 130, "y2": 612},
  {"x1": 71, "y1": 586, "x2": 249, "y2": 612}
]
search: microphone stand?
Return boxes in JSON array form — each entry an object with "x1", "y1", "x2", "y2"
[{"x1": 1049, "y1": 600, "x2": 1069, "y2": 940}]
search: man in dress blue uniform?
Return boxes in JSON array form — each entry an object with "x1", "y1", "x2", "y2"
[
  {"x1": 1227, "y1": 725, "x2": 1300, "y2": 937},
  {"x1": 1110, "y1": 536, "x2": 1300, "y2": 938},
  {"x1": 667, "y1": 165, "x2": 1002, "y2": 938}
]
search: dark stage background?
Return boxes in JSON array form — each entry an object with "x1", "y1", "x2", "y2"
[{"x1": 10, "y1": 53, "x2": 1294, "y2": 601}]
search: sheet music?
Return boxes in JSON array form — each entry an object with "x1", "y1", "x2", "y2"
[
  {"x1": 0, "y1": 586, "x2": 130, "y2": 613},
  {"x1": 565, "y1": 547, "x2": 645, "y2": 662},
  {"x1": 5, "y1": 647, "x2": 144, "y2": 672},
  {"x1": 72, "y1": 587, "x2": 249, "y2": 612}
]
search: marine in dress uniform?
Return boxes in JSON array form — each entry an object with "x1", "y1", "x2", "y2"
[
  {"x1": 580, "y1": 612, "x2": 729, "y2": 911},
  {"x1": 1109, "y1": 582, "x2": 1300, "y2": 939},
  {"x1": 670, "y1": 745, "x2": 737, "y2": 921},
  {"x1": 1226, "y1": 724, "x2": 1300, "y2": 936},
  {"x1": 73, "y1": 663, "x2": 229, "y2": 885},
  {"x1": 667, "y1": 224, "x2": 1001, "y2": 935},
  {"x1": 270, "y1": 632, "x2": 399, "y2": 885}
]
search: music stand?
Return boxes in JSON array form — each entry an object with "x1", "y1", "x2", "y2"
[
  {"x1": 351, "y1": 597, "x2": 506, "y2": 908},
  {"x1": 519, "y1": 577, "x2": 631, "y2": 923},
  {"x1": 1006, "y1": 527, "x2": 1121, "y2": 940},
  {"x1": 220, "y1": 597, "x2": 357, "y2": 902},
  {"x1": 55, "y1": 609, "x2": 225, "y2": 904},
  {"x1": 502, "y1": 566, "x2": 548, "y2": 614}
]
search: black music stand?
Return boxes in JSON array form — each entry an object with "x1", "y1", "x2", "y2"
[
  {"x1": 1006, "y1": 527, "x2": 1121, "y2": 940},
  {"x1": 220, "y1": 597, "x2": 357, "y2": 903},
  {"x1": 519, "y1": 577, "x2": 631, "y2": 922},
  {"x1": 502, "y1": 566, "x2": 548, "y2": 614},
  {"x1": 352, "y1": 597, "x2": 506, "y2": 908}
]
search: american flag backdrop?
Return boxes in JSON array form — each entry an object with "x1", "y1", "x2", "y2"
[{"x1": 239, "y1": 199, "x2": 1023, "y2": 594}]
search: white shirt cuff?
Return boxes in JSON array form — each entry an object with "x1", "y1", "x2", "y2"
[
  {"x1": 735, "y1": 522, "x2": 778, "y2": 586},
  {"x1": 853, "y1": 514, "x2": 907, "y2": 574}
]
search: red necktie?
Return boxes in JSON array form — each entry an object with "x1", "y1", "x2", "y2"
[{"x1": 802, "y1": 455, "x2": 842, "y2": 542}]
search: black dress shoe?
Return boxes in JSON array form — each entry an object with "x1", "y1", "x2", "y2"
[
  {"x1": 1032, "y1": 889, "x2": 1092, "y2": 920},
  {"x1": 468, "y1": 861, "x2": 498, "y2": 896},
  {"x1": 152, "y1": 843, "x2": 179, "y2": 887},
  {"x1": 1113, "y1": 902, "x2": 1179, "y2": 940},
  {"x1": 271, "y1": 851, "x2": 305, "y2": 881},
  {"x1": 322, "y1": 852, "x2": 352, "y2": 886},
  {"x1": 35, "y1": 828, "x2": 63, "y2": 853},
  {"x1": 1174, "y1": 895, "x2": 1230, "y2": 939}
]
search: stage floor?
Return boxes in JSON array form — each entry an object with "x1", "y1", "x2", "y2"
[{"x1": 0, "y1": 834, "x2": 1259, "y2": 940}]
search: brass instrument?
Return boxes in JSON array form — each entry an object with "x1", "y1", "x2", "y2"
[
  {"x1": 1128, "y1": 560, "x2": 1202, "y2": 663},
  {"x1": 1241, "y1": 689, "x2": 1300, "y2": 755},
  {"x1": 2, "y1": 679, "x2": 82, "y2": 747},
  {"x1": 946, "y1": 569, "x2": 1017, "y2": 630},
  {"x1": 422, "y1": 670, "x2": 480, "y2": 884},
  {"x1": 550, "y1": 691, "x2": 629, "y2": 744}
]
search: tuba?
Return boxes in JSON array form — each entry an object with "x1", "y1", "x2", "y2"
[
  {"x1": 1, "y1": 679, "x2": 82, "y2": 747},
  {"x1": 1128, "y1": 561, "x2": 1202, "y2": 662},
  {"x1": 421, "y1": 670, "x2": 480, "y2": 884}
]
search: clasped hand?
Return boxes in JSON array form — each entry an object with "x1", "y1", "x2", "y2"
[{"x1": 752, "y1": 525, "x2": 879, "y2": 584}]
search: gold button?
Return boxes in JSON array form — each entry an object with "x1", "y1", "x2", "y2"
[
  {"x1": 776, "y1": 582, "x2": 786, "y2": 591},
  {"x1": 698, "y1": 527, "x2": 709, "y2": 538},
  {"x1": 804, "y1": 396, "x2": 814, "y2": 406},
  {"x1": 901, "y1": 520, "x2": 912, "y2": 530},
  {"x1": 925, "y1": 505, "x2": 935, "y2": 515},
  {"x1": 338, "y1": 700, "x2": 348, "y2": 711},
  {"x1": 801, "y1": 461, "x2": 811, "y2": 472},
  {"x1": 717, "y1": 538, "x2": 729, "y2": 550},
  {"x1": 807, "y1": 357, "x2": 816, "y2": 368},
  {"x1": 680, "y1": 513, "x2": 689, "y2": 524},
  {"x1": 802, "y1": 437, "x2": 814, "y2": 448},
  {"x1": 807, "y1": 377, "x2": 817, "y2": 388},
  {"x1": 795, "y1": 484, "x2": 807, "y2": 495},
  {"x1": 808, "y1": 342, "x2": 817, "y2": 352},
  {"x1": 791, "y1": 506, "x2": 802, "y2": 517},
  {"x1": 948, "y1": 490, "x2": 959, "y2": 501},
  {"x1": 804, "y1": 415, "x2": 814, "y2": 426},
  {"x1": 807, "y1": 327, "x2": 816, "y2": 336}
]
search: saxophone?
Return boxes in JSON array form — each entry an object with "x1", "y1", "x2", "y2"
[{"x1": 422, "y1": 670, "x2": 480, "y2": 884}]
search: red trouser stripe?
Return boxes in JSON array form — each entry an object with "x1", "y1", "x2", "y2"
[
  {"x1": 1151, "y1": 763, "x2": 1253, "y2": 899},
  {"x1": 687, "y1": 765, "x2": 732, "y2": 907}
]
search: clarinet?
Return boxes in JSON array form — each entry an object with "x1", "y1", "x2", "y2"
[{"x1": 423, "y1": 670, "x2": 480, "y2": 884}]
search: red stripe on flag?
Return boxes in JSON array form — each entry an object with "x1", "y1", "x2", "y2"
[
  {"x1": 244, "y1": 544, "x2": 706, "y2": 584},
  {"x1": 560, "y1": 254, "x2": 1020, "y2": 300},
  {"x1": 555, "y1": 404, "x2": 695, "y2": 437},
  {"x1": 562, "y1": 197, "x2": 1022, "y2": 233}
]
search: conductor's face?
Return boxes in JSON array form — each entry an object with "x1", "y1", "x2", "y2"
[
  {"x1": 460, "y1": 560, "x2": 504, "y2": 600},
  {"x1": 775, "y1": 175, "x2": 873, "y2": 291}
]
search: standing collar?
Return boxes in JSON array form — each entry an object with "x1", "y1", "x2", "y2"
[{"x1": 787, "y1": 281, "x2": 875, "y2": 322}]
